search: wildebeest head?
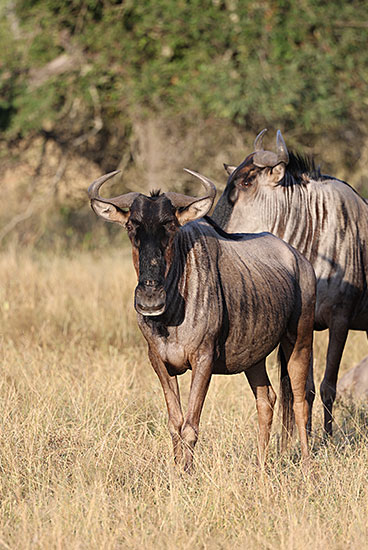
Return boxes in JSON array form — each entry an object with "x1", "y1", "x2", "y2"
[
  {"x1": 212, "y1": 130, "x2": 289, "y2": 231},
  {"x1": 88, "y1": 170, "x2": 216, "y2": 316}
]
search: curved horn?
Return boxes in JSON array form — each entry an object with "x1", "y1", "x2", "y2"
[
  {"x1": 254, "y1": 128, "x2": 267, "y2": 151},
  {"x1": 88, "y1": 170, "x2": 139, "y2": 209},
  {"x1": 165, "y1": 169, "x2": 217, "y2": 208},
  {"x1": 183, "y1": 168, "x2": 216, "y2": 200},
  {"x1": 88, "y1": 170, "x2": 120, "y2": 200},
  {"x1": 276, "y1": 130, "x2": 289, "y2": 164}
]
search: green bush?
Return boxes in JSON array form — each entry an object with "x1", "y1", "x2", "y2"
[{"x1": 1, "y1": 0, "x2": 367, "y2": 141}]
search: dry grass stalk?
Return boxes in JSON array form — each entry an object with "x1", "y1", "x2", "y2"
[{"x1": 0, "y1": 247, "x2": 367, "y2": 549}]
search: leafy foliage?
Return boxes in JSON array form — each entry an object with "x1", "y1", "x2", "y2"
[
  {"x1": 0, "y1": 1, "x2": 367, "y2": 250},
  {"x1": 1, "y1": 0, "x2": 367, "y2": 144}
]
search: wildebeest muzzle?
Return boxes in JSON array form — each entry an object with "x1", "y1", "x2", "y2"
[{"x1": 134, "y1": 280, "x2": 166, "y2": 316}]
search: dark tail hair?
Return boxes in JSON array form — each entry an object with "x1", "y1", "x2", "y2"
[{"x1": 279, "y1": 346, "x2": 295, "y2": 452}]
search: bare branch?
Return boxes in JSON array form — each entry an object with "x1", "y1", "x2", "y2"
[
  {"x1": 0, "y1": 156, "x2": 67, "y2": 243},
  {"x1": 28, "y1": 54, "x2": 81, "y2": 91},
  {"x1": 5, "y1": 1, "x2": 21, "y2": 40},
  {"x1": 335, "y1": 21, "x2": 368, "y2": 28},
  {"x1": 72, "y1": 85, "x2": 103, "y2": 147}
]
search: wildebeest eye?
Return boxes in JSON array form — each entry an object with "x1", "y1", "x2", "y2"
[
  {"x1": 126, "y1": 222, "x2": 140, "y2": 246},
  {"x1": 236, "y1": 175, "x2": 254, "y2": 189},
  {"x1": 126, "y1": 220, "x2": 139, "y2": 233}
]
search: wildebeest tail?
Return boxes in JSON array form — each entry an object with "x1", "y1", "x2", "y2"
[{"x1": 279, "y1": 345, "x2": 294, "y2": 451}]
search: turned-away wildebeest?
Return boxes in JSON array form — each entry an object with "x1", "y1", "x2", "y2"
[
  {"x1": 88, "y1": 169, "x2": 315, "y2": 471},
  {"x1": 211, "y1": 128, "x2": 368, "y2": 436},
  {"x1": 337, "y1": 356, "x2": 368, "y2": 401}
]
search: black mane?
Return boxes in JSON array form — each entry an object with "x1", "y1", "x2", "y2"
[
  {"x1": 204, "y1": 215, "x2": 244, "y2": 240},
  {"x1": 283, "y1": 151, "x2": 323, "y2": 185},
  {"x1": 281, "y1": 151, "x2": 362, "y2": 198}
]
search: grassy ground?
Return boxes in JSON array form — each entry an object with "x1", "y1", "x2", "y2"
[{"x1": 0, "y1": 247, "x2": 367, "y2": 549}]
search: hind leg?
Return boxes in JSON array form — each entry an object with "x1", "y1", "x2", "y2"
[
  {"x1": 306, "y1": 351, "x2": 315, "y2": 435},
  {"x1": 281, "y1": 337, "x2": 311, "y2": 462},
  {"x1": 245, "y1": 360, "x2": 276, "y2": 466}
]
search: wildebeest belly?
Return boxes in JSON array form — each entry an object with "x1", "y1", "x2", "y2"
[
  {"x1": 314, "y1": 277, "x2": 368, "y2": 331},
  {"x1": 212, "y1": 240, "x2": 298, "y2": 373},
  {"x1": 212, "y1": 313, "x2": 290, "y2": 374}
]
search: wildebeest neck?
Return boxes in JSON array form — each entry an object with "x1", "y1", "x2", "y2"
[{"x1": 211, "y1": 187, "x2": 234, "y2": 229}]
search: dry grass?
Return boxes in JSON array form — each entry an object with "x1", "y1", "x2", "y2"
[{"x1": 0, "y1": 247, "x2": 367, "y2": 549}]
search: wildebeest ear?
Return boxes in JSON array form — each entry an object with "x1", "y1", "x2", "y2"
[
  {"x1": 269, "y1": 163, "x2": 286, "y2": 184},
  {"x1": 91, "y1": 199, "x2": 129, "y2": 226},
  {"x1": 175, "y1": 197, "x2": 214, "y2": 225},
  {"x1": 224, "y1": 163, "x2": 237, "y2": 176}
]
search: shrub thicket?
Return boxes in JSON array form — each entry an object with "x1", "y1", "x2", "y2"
[
  {"x1": 1, "y1": 1, "x2": 367, "y2": 247},
  {"x1": 1, "y1": 1, "x2": 367, "y2": 145}
]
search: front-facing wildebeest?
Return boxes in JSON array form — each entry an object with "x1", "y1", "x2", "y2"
[
  {"x1": 88, "y1": 169, "x2": 315, "y2": 471},
  {"x1": 212, "y1": 129, "x2": 368, "y2": 436}
]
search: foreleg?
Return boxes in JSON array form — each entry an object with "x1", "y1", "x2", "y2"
[
  {"x1": 181, "y1": 353, "x2": 212, "y2": 473},
  {"x1": 148, "y1": 348, "x2": 184, "y2": 465},
  {"x1": 320, "y1": 319, "x2": 349, "y2": 437}
]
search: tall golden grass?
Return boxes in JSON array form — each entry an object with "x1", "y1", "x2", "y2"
[{"x1": 0, "y1": 247, "x2": 367, "y2": 549}]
